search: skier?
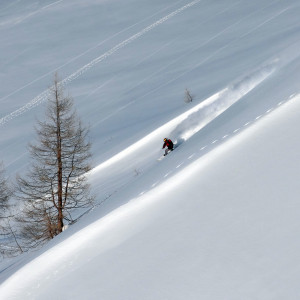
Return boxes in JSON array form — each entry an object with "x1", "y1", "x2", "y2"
[{"x1": 162, "y1": 138, "x2": 174, "y2": 156}]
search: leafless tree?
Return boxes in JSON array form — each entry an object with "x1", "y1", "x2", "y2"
[
  {"x1": 0, "y1": 217, "x2": 24, "y2": 257},
  {"x1": 0, "y1": 163, "x2": 10, "y2": 217},
  {"x1": 16, "y1": 74, "x2": 93, "y2": 248},
  {"x1": 0, "y1": 163, "x2": 23, "y2": 257},
  {"x1": 184, "y1": 88, "x2": 193, "y2": 103}
]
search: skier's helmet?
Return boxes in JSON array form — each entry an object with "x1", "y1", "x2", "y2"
[{"x1": 164, "y1": 138, "x2": 167, "y2": 141}]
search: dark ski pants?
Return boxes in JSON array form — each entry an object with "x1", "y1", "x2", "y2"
[{"x1": 164, "y1": 148, "x2": 173, "y2": 156}]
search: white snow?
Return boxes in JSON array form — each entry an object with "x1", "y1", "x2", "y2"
[{"x1": 1, "y1": 0, "x2": 300, "y2": 299}]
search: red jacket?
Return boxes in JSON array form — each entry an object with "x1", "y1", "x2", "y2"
[{"x1": 163, "y1": 139, "x2": 173, "y2": 149}]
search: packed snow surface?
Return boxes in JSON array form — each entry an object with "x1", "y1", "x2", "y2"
[{"x1": 1, "y1": 0, "x2": 300, "y2": 299}]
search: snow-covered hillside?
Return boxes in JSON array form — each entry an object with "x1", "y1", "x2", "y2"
[{"x1": 1, "y1": 0, "x2": 300, "y2": 299}]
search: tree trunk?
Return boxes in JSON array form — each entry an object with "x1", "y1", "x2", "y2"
[{"x1": 56, "y1": 87, "x2": 64, "y2": 233}]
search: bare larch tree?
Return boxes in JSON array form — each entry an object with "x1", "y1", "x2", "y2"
[
  {"x1": 0, "y1": 163, "x2": 10, "y2": 217},
  {"x1": 0, "y1": 163, "x2": 23, "y2": 257},
  {"x1": 16, "y1": 74, "x2": 93, "y2": 248}
]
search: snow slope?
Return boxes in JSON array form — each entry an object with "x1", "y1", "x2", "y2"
[{"x1": 1, "y1": 0, "x2": 300, "y2": 299}]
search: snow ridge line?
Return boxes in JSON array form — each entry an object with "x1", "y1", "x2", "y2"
[{"x1": 0, "y1": 0, "x2": 202, "y2": 127}]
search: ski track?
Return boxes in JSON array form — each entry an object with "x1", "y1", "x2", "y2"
[
  {"x1": 0, "y1": 0, "x2": 202, "y2": 127},
  {"x1": 0, "y1": 0, "x2": 186, "y2": 103},
  {"x1": 0, "y1": 0, "x2": 65, "y2": 27},
  {"x1": 124, "y1": 1, "x2": 242, "y2": 95},
  {"x1": 85, "y1": 37, "x2": 177, "y2": 106},
  {"x1": 135, "y1": 0, "x2": 289, "y2": 102},
  {"x1": 14, "y1": 0, "x2": 65, "y2": 24},
  {"x1": 135, "y1": 0, "x2": 284, "y2": 92},
  {"x1": 151, "y1": 95, "x2": 298, "y2": 192}
]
